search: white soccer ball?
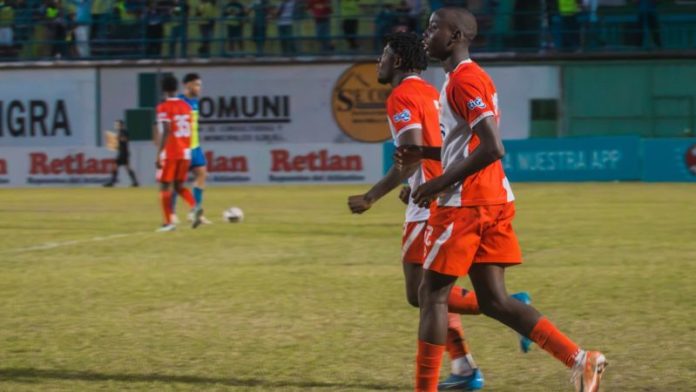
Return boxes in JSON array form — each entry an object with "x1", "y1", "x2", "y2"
[{"x1": 223, "y1": 207, "x2": 244, "y2": 223}]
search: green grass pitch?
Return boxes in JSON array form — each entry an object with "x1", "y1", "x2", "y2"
[{"x1": 1, "y1": 184, "x2": 695, "y2": 391}]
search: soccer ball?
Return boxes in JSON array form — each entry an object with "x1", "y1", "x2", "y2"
[{"x1": 223, "y1": 207, "x2": 244, "y2": 223}]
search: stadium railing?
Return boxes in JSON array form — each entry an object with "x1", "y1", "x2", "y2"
[{"x1": 0, "y1": 7, "x2": 695, "y2": 62}]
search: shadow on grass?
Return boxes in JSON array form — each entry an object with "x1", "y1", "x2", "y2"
[{"x1": 0, "y1": 368, "x2": 407, "y2": 390}]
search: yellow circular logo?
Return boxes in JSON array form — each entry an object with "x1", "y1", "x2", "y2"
[{"x1": 332, "y1": 63, "x2": 392, "y2": 143}]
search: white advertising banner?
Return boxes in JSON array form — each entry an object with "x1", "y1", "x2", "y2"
[
  {"x1": 99, "y1": 63, "x2": 560, "y2": 144},
  {"x1": 0, "y1": 69, "x2": 97, "y2": 147},
  {"x1": 0, "y1": 143, "x2": 384, "y2": 187}
]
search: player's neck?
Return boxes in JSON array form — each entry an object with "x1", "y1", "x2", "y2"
[
  {"x1": 443, "y1": 47, "x2": 471, "y2": 73},
  {"x1": 392, "y1": 72, "x2": 419, "y2": 87}
]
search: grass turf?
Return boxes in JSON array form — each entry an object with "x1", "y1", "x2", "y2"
[{"x1": 0, "y1": 184, "x2": 695, "y2": 391}]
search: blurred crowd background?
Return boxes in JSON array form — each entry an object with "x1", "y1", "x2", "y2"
[{"x1": 0, "y1": 0, "x2": 690, "y2": 60}]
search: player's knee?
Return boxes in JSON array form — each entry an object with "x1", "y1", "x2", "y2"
[
  {"x1": 478, "y1": 296, "x2": 511, "y2": 319},
  {"x1": 406, "y1": 291, "x2": 419, "y2": 308}
]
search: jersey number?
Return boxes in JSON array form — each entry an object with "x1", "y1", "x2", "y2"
[{"x1": 173, "y1": 115, "x2": 191, "y2": 138}]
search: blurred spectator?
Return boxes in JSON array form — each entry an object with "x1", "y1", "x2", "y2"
[
  {"x1": 582, "y1": 0, "x2": 601, "y2": 49},
  {"x1": 168, "y1": 0, "x2": 188, "y2": 57},
  {"x1": 143, "y1": 0, "x2": 165, "y2": 56},
  {"x1": 557, "y1": 0, "x2": 580, "y2": 51},
  {"x1": 223, "y1": 0, "x2": 245, "y2": 53},
  {"x1": 69, "y1": 0, "x2": 90, "y2": 57},
  {"x1": 0, "y1": 0, "x2": 14, "y2": 49},
  {"x1": 407, "y1": 0, "x2": 424, "y2": 33},
  {"x1": 90, "y1": 0, "x2": 111, "y2": 41},
  {"x1": 340, "y1": 0, "x2": 359, "y2": 50},
  {"x1": 276, "y1": 0, "x2": 297, "y2": 55},
  {"x1": 42, "y1": 0, "x2": 70, "y2": 58},
  {"x1": 374, "y1": 3, "x2": 394, "y2": 51},
  {"x1": 196, "y1": 0, "x2": 216, "y2": 56},
  {"x1": 251, "y1": 0, "x2": 270, "y2": 55},
  {"x1": 307, "y1": 0, "x2": 332, "y2": 52},
  {"x1": 638, "y1": 0, "x2": 660, "y2": 48},
  {"x1": 394, "y1": 1, "x2": 411, "y2": 33}
]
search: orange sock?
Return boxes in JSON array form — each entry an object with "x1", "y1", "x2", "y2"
[
  {"x1": 448, "y1": 287, "x2": 480, "y2": 315},
  {"x1": 445, "y1": 313, "x2": 469, "y2": 360},
  {"x1": 529, "y1": 317, "x2": 581, "y2": 368},
  {"x1": 160, "y1": 190, "x2": 173, "y2": 224},
  {"x1": 415, "y1": 340, "x2": 445, "y2": 392},
  {"x1": 177, "y1": 187, "x2": 196, "y2": 208}
]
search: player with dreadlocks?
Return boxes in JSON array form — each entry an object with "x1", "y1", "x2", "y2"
[{"x1": 348, "y1": 32, "x2": 490, "y2": 390}]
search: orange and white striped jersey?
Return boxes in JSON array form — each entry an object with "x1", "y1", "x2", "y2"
[
  {"x1": 387, "y1": 76, "x2": 442, "y2": 222},
  {"x1": 437, "y1": 60, "x2": 514, "y2": 207}
]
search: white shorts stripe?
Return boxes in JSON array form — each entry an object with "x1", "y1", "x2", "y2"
[
  {"x1": 423, "y1": 222, "x2": 454, "y2": 270},
  {"x1": 469, "y1": 111, "x2": 494, "y2": 128},
  {"x1": 402, "y1": 222, "x2": 426, "y2": 259}
]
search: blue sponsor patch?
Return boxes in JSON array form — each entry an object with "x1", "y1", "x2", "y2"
[
  {"x1": 467, "y1": 98, "x2": 486, "y2": 111},
  {"x1": 393, "y1": 109, "x2": 412, "y2": 123}
]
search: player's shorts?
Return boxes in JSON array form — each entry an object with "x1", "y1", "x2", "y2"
[
  {"x1": 423, "y1": 203, "x2": 522, "y2": 277},
  {"x1": 402, "y1": 221, "x2": 428, "y2": 264},
  {"x1": 157, "y1": 159, "x2": 190, "y2": 183},
  {"x1": 189, "y1": 147, "x2": 207, "y2": 169}
]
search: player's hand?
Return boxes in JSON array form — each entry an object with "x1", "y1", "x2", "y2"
[
  {"x1": 348, "y1": 194, "x2": 373, "y2": 214},
  {"x1": 398, "y1": 186, "x2": 411, "y2": 205},
  {"x1": 412, "y1": 178, "x2": 446, "y2": 208},
  {"x1": 394, "y1": 145, "x2": 423, "y2": 170}
]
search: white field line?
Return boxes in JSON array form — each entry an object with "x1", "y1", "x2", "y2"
[{"x1": 2, "y1": 232, "x2": 151, "y2": 254}]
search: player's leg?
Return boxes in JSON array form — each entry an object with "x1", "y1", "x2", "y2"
[
  {"x1": 189, "y1": 147, "x2": 211, "y2": 224},
  {"x1": 469, "y1": 203, "x2": 606, "y2": 391},
  {"x1": 156, "y1": 160, "x2": 177, "y2": 231},
  {"x1": 402, "y1": 222, "x2": 482, "y2": 390},
  {"x1": 416, "y1": 269, "x2": 458, "y2": 392}
]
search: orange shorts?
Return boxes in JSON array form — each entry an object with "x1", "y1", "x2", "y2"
[
  {"x1": 157, "y1": 159, "x2": 190, "y2": 183},
  {"x1": 402, "y1": 221, "x2": 428, "y2": 264},
  {"x1": 423, "y1": 203, "x2": 522, "y2": 277}
]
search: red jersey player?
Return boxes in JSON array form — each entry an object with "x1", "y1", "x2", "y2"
[
  {"x1": 403, "y1": 8, "x2": 607, "y2": 392},
  {"x1": 155, "y1": 75, "x2": 202, "y2": 232},
  {"x1": 349, "y1": 33, "x2": 531, "y2": 391}
]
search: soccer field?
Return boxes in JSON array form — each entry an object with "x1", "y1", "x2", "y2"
[{"x1": 1, "y1": 184, "x2": 695, "y2": 391}]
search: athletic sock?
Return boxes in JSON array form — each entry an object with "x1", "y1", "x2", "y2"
[
  {"x1": 529, "y1": 317, "x2": 582, "y2": 368},
  {"x1": 416, "y1": 340, "x2": 445, "y2": 392},
  {"x1": 193, "y1": 187, "x2": 203, "y2": 207},
  {"x1": 170, "y1": 192, "x2": 178, "y2": 212},
  {"x1": 448, "y1": 287, "x2": 480, "y2": 315},
  {"x1": 446, "y1": 313, "x2": 476, "y2": 376},
  {"x1": 160, "y1": 190, "x2": 173, "y2": 224},
  {"x1": 177, "y1": 187, "x2": 196, "y2": 209}
]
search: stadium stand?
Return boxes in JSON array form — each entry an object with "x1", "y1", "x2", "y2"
[{"x1": 0, "y1": 0, "x2": 693, "y2": 61}]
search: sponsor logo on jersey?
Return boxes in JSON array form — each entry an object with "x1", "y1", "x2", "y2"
[
  {"x1": 467, "y1": 97, "x2": 486, "y2": 111},
  {"x1": 393, "y1": 109, "x2": 412, "y2": 123}
]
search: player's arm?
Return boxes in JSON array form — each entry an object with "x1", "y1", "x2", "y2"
[
  {"x1": 412, "y1": 116, "x2": 504, "y2": 207},
  {"x1": 348, "y1": 129, "x2": 423, "y2": 214},
  {"x1": 156, "y1": 112, "x2": 171, "y2": 169},
  {"x1": 394, "y1": 145, "x2": 441, "y2": 170}
]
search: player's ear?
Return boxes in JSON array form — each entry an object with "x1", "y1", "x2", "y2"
[
  {"x1": 451, "y1": 29, "x2": 463, "y2": 43},
  {"x1": 394, "y1": 54, "x2": 403, "y2": 70}
]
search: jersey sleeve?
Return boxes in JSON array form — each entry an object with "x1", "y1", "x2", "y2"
[
  {"x1": 155, "y1": 103, "x2": 171, "y2": 134},
  {"x1": 450, "y1": 79, "x2": 495, "y2": 128},
  {"x1": 387, "y1": 93, "x2": 423, "y2": 136}
]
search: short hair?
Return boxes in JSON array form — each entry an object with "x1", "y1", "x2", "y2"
[
  {"x1": 161, "y1": 75, "x2": 178, "y2": 93},
  {"x1": 385, "y1": 32, "x2": 428, "y2": 72},
  {"x1": 183, "y1": 73, "x2": 201, "y2": 84}
]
